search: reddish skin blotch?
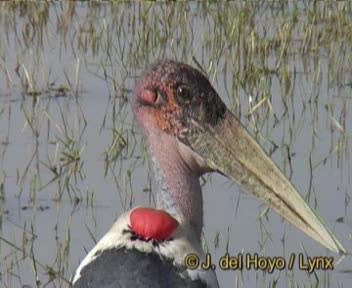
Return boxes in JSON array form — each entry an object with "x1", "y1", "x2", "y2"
[{"x1": 130, "y1": 208, "x2": 179, "y2": 241}]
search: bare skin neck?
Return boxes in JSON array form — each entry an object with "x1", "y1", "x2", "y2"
[{"x1": 146, "y1": 130, "x2": 207, "y2": 241}]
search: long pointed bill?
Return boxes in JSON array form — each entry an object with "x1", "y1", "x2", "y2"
[{"x1": 185, "y1": 110, "x2": 346, "y2": 255}]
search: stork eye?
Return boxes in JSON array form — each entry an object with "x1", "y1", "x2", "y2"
[{"x1": 176, "y1": 85, "x2": 191, "y2": 102}]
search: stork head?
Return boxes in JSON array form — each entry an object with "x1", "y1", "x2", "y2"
[
  {"x1": 134, "y1": 60, "x2": 346, "y2": 255},
  {"x1": 134, "y1": 60, "x2": 226, "y2": 138},
  {"x1": 134, "y1": 60, "x2": 228, "y2": 173}
]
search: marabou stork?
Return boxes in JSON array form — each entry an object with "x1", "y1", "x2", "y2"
[{"x1": 73, "y1": 60, "x2": 346, "y2": 287}]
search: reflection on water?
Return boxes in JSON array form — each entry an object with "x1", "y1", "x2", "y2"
[{"x1": 0, "y1": 2, "x2": 351, "y2": 287}]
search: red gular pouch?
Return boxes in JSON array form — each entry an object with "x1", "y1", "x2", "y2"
[{"x1": 130, "y1": 208, "x2": 179, "y2": 241}]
